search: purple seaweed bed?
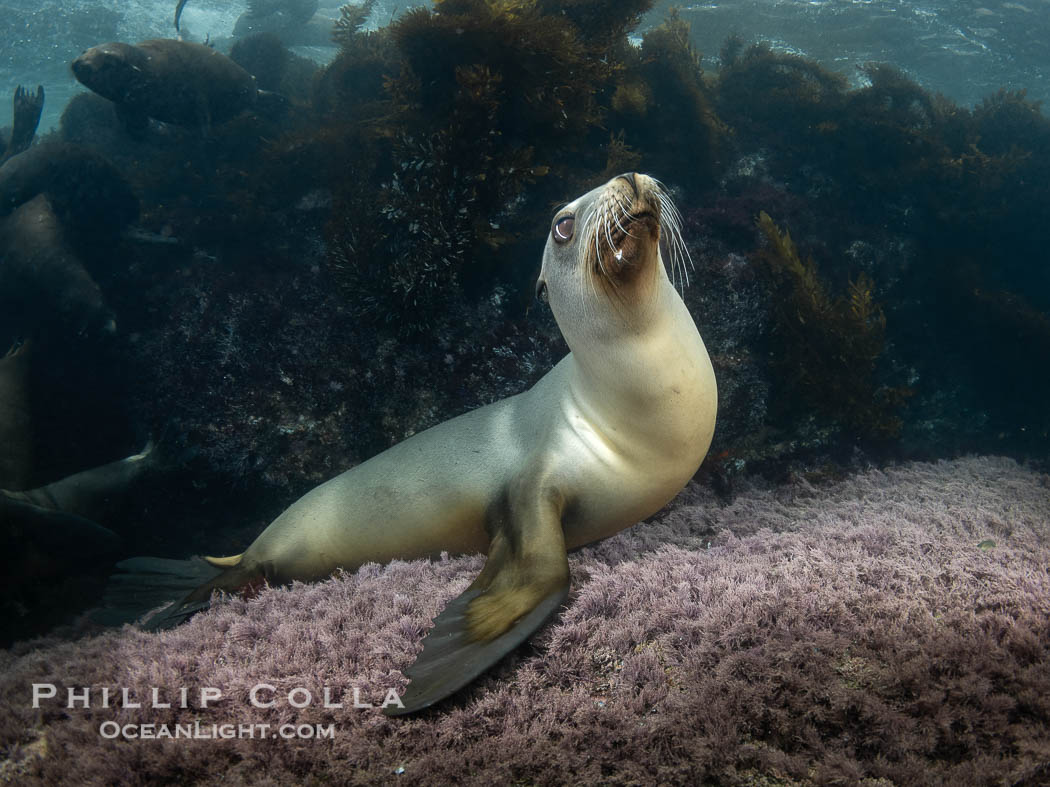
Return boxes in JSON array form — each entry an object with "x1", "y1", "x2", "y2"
[{"x1": 1, "y1": 456, "x2": 1048, "y2": 786}]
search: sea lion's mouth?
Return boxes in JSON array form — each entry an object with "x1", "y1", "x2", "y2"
[
  {"x1": 604, "y1": 210, "x2": 655, "y2": 262},
  {"x1": 610, "y1": 209, "x2": 656, "y2": 240}
]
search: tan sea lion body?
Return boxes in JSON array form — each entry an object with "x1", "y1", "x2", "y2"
[
  {"x1": 141, "y1": 173, "x2": 717, "y2": 714},
  {"x1": 233, "y1": 332, "x2": 711, "y2": 582}
]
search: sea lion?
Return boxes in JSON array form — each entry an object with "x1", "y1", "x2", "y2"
[
  {"x1": 128, "y1": 173, "x2": 718, "y2": 715},
  {"x1": 1, "y1": 444, "x2": 161, "y2": 627},
  {"x1": 71, "y1": 39, "x2": 261, "y2": 132},
  {"x1": 2, "y1": 441, "x2": 157, "y2": 527},
  {"x1": 0, "y1": 194, "x2": 116, "y2": 341},
  {"x1": 233, "y1": 12, "x2": 340, "y2": 48},
  {"x1": 0, "y1": 342, "x2": 34, "y2": 491},
  {"x1": 175, "y1": 0, "x2": 319, "y2": 33},
  {"x1": 0, "y1": 141, "x2": 138, "y2": 230},
  {"x1": 0, "y1": 342, "x2": 143, "y2": 496},
  {"x1": 232, "y1": 0, "x2": 321, "y2": 37},
  {"x1": 0, "y1": 494, "x2": 122, "y2": 581}
]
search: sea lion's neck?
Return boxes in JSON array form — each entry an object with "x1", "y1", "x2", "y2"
[{"x1": 563, "y1": 281, "x2": 712, "y2": 453}]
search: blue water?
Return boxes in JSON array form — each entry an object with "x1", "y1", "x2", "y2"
[
  {"x1": 681, "y1": 0, "x2": 1049, "y2": 108},
  {"x1": 0, "y1": 0, "x2": 364, "y2": 131},
  {"x1": 1, "y1": 0, "x2": 1046, "y2": 134}
]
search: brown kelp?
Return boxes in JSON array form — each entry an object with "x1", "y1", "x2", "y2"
[
  {"x1": 753, "y1": 212, "x2": 909, "y2": 439},
  {"x1": 314, "y1": 1, "x2": 724, "y2": 333}
]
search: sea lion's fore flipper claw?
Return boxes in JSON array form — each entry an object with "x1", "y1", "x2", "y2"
[
  {"x1": 384, "y1": 493, "x2": 570, "y2": 716},
  {"x1": 6, "y1": 84, "x2": 43, "y2": 160}
]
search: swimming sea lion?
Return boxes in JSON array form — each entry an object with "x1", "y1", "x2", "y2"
[
  {"x1": 0, "y1": 142, "x2": 138, "y2": 231},
  {"x1": 71, "y1": 39, "x2": 261, "y2": 132},
  {"x1": 129, "y1": 173, "x2": 718, "y2": 715},
  {"x1": 175, "y1": 0, "x2": 319, "y2": 33},
  {"x1": 2, "y1": 441, "x2": 157, "y2": 526},
  {"x1": 232, "y1": 0, "x2": 321, "y2": 37},
  {"x1": 0, "y1": 495, "x2": 122, "y2": 578},
  {"x1": 1, "y1": 445, "x2": 160, "y2": 619},
  {"x1": 233, "y1": 12, "x2": 340, "y2": 48},
  {"x1": 0, "y1": 194, "x2": 116, "y2": 341}
]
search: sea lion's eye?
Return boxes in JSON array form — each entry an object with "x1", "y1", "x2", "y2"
[{"x1": 553, "y1": 215, "x2": 574, "y2": 243}]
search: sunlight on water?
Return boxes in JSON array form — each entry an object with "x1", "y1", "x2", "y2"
[{"x1": 0, "y1": 0, "x2": 1045, "y2": 145}]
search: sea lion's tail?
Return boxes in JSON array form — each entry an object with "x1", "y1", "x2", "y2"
[{"x1": 98, "y1": 554, "x2": 256, "y2": 630}]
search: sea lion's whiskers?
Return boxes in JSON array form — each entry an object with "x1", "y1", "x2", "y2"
[
  {"x1": 602, "y1": 202, "x2": 624, "y2": 289},
  {"x1": 604, "y1": 203, "x2": 619, "y2": 260},
  {"x1": 594, "y1": 202, "x2": 616, "y2": 285},
  {"x1": 580, "y1": 211, "x2": 601, "y2": 308},
  {"x1": 658, "y1": 190, "x2": 692, "y2": 291},
  {"x1": 612, "y1": 194, "x2": 634, "y2": 240},
  {"x1": 662, "y1": 214, "x2": 684, "y2": 290},
  {"x1": 654, "y1": 190, "x2": 679, "y2": 290},
  {"x1": 660, "y1": 189, "x2": 688, "y2": 253},
  {"x1": 577, "y1": 209, "x2": 601, "y2": 309}
]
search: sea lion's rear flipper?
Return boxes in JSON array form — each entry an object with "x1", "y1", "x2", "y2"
[
  {"x1": 100, "y1": 550, "x2": 266, "y2": 630},
  {"x1": 384, "y1": 489, "x2": 570, "y2": 716},
  {"x1": 96, "y1": 556, "x2": 224, "y2": 628}
]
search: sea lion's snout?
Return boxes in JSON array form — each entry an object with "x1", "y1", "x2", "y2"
[
  {"x1": 615, "y1": 172, "x2": 639, "y2": 197},
  {"x1": 612, "y1": 172, "x2": 660, "y2": 225},
  {"x1": 539, "y1": 172, "x2": 691, "y2": 324},
  {"x1": 71, "y1": 47, "x2": 113, "y2": 90},
  {"x1": 589, "y1": 173, "x2": 662, "y2": 280},
  {"x1": 71, "y1": 43, "x2": 145, "y2": 101},
  {"x1": 70, "y1": 53, "x2": 92, "y2": 81}
]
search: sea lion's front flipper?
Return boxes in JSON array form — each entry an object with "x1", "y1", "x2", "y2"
[
  {"x1": 384, "y1": 489, "x2": 570, "y2": 716},
  {"x1": 6, "y1": 85, "x2": 43, "y2": 161},
  {"x1": 174, "y1": 0, "x2": 189, "y2": 31},
  {"x1": 115, "y1": 104, "x2": 149, "y2": 139}
]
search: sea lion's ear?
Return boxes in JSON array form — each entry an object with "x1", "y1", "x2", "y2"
[{"x1": 384, "y1": 487, "x2": 571, "y2": 716}]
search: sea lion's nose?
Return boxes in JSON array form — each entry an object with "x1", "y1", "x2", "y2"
[{"x1": 616, "y1": 172, "x2": 638, "y2": 195}]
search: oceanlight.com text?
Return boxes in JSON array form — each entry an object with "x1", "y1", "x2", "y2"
[{"x1": 98, "y1": 721, "x2": 335, "y2": 740}]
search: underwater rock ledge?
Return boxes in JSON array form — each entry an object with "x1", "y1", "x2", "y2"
[{"x1": 1, "y1": 455, "x2": 1047, "y2": 785}]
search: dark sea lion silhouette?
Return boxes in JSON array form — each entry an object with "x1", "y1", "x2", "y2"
[{"x1": 72, "y1": 39, "x2": 263, "y2": 133}]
